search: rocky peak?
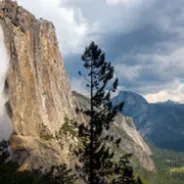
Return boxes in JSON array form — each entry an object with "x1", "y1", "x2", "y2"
[{"x1": 113, "y1": 91, "x2": 149, "y2": 129}]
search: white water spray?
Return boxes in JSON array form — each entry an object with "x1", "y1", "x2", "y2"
[{"x1": 0, "y1": 25, "x2": 12, "y2": 141}]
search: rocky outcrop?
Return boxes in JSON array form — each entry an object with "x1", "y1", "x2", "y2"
[
  {"x1": 0, "y1": 0, "x2": 78, "y2": 170},
  {"x1": 74, "y1": 92, "x2": 155, "y2": 171}
]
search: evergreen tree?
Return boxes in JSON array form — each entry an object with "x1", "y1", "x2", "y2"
[
  {"x1": 42, "y1": 165, "x2": 77, "y2": 184},
  {"x1": 0, "y1": 140, "x2": 10, "y2": 164},
  {"x1": 76, "y1": 41, "x2": 142, "y2": 184},
  {"x1": 136, "y1": 177, "x2": 144, "y2": 184},
  {"x1": 111, "y1": 154, "x2": 143, "y2": 184}
]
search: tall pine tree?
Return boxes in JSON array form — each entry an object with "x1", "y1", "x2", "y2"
[{"x1": 75, "y1": 41, "x2": 143, "y2": 184}]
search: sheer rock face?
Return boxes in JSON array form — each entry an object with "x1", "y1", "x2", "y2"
[
  {"x1": 74, "y1": 91, "x2": 155, "y2": 171},
  {"x1": 0, "y1": 1, "x2": 77, "y2": 170}
]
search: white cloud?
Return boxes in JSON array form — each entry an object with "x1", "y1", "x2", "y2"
[
  {"x1": 113, "y1": 44, "x2": 184, "y2": 96},
  {"x1": 17, "y1": 0, "x2": 88, "y2": 55},
  {"x1": 14, "y1": 0, "x2": 184, "y2": 102},
  {"x1": 70, "y1": 77, "x2": 88, "y2": 94},
  {"x1": 105, "y1": 0, "x2": 144, "y2": 5},
  {"x1": 16, "y1": 0, "x2": 159, "y2": 56},
  {"x1": 16, "y1": 0, "x2": 183, "y2": 55},
  {"x1": 139, "y1": 47, "x2": 184, "y2": 79},
  {"x1": 144, "y1": 84, "x2": 184, "y2": 103},
  {"x1": 115, "y1": 64, "x2": 141, "y2": 80}
]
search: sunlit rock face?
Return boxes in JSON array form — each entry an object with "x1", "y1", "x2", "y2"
[
  {"x1": 113, "y1": 91, "x2": 149, "y2": 130},
  {"x1": 0, "y1": 24, "x2": 12, "y2": 141},
  {"x1": 0, "y1": 0, "x2": 78, "y2": 170}
]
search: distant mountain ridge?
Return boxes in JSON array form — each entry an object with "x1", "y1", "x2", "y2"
[
  {"x1": 113, "y1": 91, "x2": 184, "y2": 151},
  {"x1": 152, "y1": 99, "x2": 181, "y2": 105}
]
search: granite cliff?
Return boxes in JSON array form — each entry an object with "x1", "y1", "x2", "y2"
[
  {"x1": 0, "y1": 0, "x2": 154, "y2": 172},
  {"x1": 0, "y1": 0, "x2": 78, "y2": 170}
]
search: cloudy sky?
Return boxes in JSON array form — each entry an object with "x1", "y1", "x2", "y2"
[{"x1": 17, "y1": 0, "x2": 184, "y2": 103}]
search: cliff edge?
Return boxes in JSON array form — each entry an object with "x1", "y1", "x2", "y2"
[{"x1": 0, "y1": 0, "x2": 77, "y2": 170}]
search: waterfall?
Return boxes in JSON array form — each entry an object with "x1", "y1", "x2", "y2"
[{"x1": 0, "y1": 25, "x2": 12, "y2": 141}]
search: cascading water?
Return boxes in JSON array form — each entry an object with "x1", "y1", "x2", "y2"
[{"x1": 0, "y1": 24, "x2": 12, "y2": 141}]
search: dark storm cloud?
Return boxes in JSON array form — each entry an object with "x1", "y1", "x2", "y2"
[
  {"x1": 102, "y1": 24, "x2": 180, "y2": 60},
  {"x1": 17, "y1": 0, "x2": 184, "y2": 101},
  {"x1": 61, "y1": 0, "x2": 184, "y2": 96}
]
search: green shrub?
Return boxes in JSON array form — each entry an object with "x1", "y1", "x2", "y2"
[{"x1": 39, "y1": 123, "x2": 54, "y2": 141}]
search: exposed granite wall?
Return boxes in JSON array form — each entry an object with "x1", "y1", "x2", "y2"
[{"x1": 0, "y1": 0, "x2": 77, "y2": 170}]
